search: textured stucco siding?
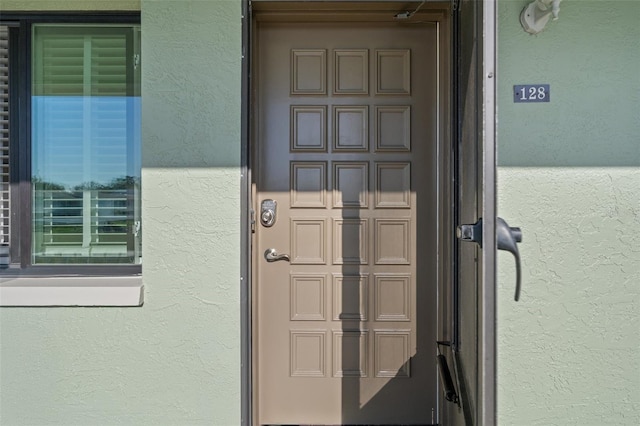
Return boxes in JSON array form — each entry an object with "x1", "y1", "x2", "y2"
[
  {"x1": 498, "y1": 168, "x2": 640, "y2": 424},
  {"x1": 497, "y1": 1, "x2": 640, "y2": 424},
  {"x1": 0, "y1": 1, "x2": 242, "y2": 425}
]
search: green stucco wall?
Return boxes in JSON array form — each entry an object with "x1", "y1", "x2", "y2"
[
  {"x1": 497, "y1": 1, "x2": 640, "y2": 424},
  {"x1": 0, "y1": 1, "x2": 243, "y2": 425}
]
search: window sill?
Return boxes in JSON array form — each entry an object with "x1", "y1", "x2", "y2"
[{"x1": 0, "y1": 276, "x2": 143, "y2": 307}]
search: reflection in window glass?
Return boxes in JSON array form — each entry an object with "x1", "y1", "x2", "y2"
[{"x1": 31, "y1": 25, "x2": 141, "y2": 264}]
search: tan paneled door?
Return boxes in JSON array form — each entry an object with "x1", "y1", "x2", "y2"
[{"x1": 254, "y1": 22, "x2": 439, "y2": 425}]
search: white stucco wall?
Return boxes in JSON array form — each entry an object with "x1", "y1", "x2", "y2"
[{"x1": 497, "y1": 1, "x2": 640, "y2": 424}]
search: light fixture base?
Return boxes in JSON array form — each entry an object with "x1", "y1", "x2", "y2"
[
  {"x1": 520, "y1": 2, "x2": 551, "y2": 34},
  {"x1": 520, "y1": 0, "x2": 561, "y2": 35}
]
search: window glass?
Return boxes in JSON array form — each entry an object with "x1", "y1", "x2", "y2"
[{"x1": 31, "y1": 25, "x2": 141, "y2": 264}]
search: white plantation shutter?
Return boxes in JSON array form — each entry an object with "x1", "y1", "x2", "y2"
[
  {"x1": 32, "y1": 26, "x2": 140, "y2": 264},
  {"x1": 0, "y1": 26, "x2": 9, "y2": 255}
]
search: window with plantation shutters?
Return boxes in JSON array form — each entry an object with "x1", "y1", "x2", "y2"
[
  {"x1": 0, "y1": 26, "x2": 9, "y2": 266},
  {"x1": 0, "y1": 19, "x2": 142, "y2": 306},
  {"x1": 31, "y1": 25, "x2": 141, "y2": 264}
]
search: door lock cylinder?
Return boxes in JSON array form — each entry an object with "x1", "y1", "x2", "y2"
[{"x1": 260, "y1": 199, "x2": 277, "y2": 227}]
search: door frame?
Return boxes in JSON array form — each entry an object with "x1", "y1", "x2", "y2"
[
  {"x1": 239, "y1": 1, "x2": 498, "y2": 425},
  {"x1": 480, "y1": 1, "x2": 498, "y2": 423}
]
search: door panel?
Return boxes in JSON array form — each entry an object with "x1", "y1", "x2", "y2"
[{"x1": 254, "y1": 22, "x2": 440, "y2": 425}]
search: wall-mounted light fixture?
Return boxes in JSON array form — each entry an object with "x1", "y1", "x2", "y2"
[{"x1": 520, "y1": 0, "x2": 562, "y2": 34}]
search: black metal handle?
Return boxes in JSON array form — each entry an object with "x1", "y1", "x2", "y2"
[
  {"x1": 496, "y1": 217, "x2": 523, "y2": 301},
  {"x1": 457, "y1": 217, "x2": 524, "y2": 301}
]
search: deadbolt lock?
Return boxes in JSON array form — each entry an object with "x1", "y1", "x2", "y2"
[{"x1": 260, "y1": 199, "x2": 277, "y2": 227}]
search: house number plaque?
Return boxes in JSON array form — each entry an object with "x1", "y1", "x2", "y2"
[{"x1": 514, "y1": 84, "x2": 550, "y2": 103}]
